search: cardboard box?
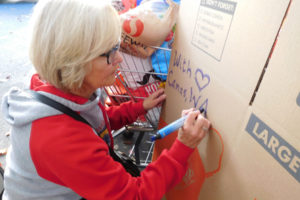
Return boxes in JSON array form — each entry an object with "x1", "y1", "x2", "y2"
[
  {"x1": 152, "y1": 0, "x2": 296, "y2": 199},
  {"x1": 229, "y1": 2, "x2": 300, "y2": 199}
]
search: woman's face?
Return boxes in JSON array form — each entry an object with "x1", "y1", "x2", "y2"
[{"x1": 81, "y1": 47, "x2": 123, "y2": 97}]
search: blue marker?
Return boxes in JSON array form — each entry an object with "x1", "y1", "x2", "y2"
[{"x1": 151, "y1": 109, "x2": 205, "y2": 141}]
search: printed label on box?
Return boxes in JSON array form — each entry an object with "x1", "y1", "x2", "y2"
[
  {"x1": 192, "y1": 0, "x2": 237, "y2": 61},
  {"x1": 245, "y1": 113, "x2": 300, "y2": 183}
]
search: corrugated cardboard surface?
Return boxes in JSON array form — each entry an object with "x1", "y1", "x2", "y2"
[
  {"x1": 229, "y1": 1, "x2": 300, "y2": 199},
  {"x1": 161, "y1": 0, "x2": 290, "y2": 122},
  {"x1": 230, "y1": 108, "x2": 300, "y2": 200},
  {"x1": 153, "y1": 0, "x2": 295, "y2": 199},
  {"x1": 252, "y1": 0, "x2": 300, "y2": 138}
]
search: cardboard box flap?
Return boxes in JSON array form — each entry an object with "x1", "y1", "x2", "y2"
[{"x1": 252, "y1": 0, "x2": 300, "y2": 136}]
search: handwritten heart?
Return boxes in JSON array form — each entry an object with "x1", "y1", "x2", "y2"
[
  {"x1": 194, "y1": 68, "x2": 210, "y2": 92},
  {"x1": 297, "y1": 92, "x2": 300, "y2": 107}
]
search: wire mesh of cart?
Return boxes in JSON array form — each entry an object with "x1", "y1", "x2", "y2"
[{"x1": 104, "y1": 45, "x2": 171, "y2": 168}]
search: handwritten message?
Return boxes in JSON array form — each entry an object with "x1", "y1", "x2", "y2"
[{"x1": 167, "y1": 49, "x2": 210, "y2": 112}]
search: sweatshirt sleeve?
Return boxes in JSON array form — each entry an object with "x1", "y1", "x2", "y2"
[
  {"x1": 30, "y1": 115, "x2": 194, "y2": 200},
  {"x1": 134, "y1": 139, "x2": 195, "y2": 199},
  {"x1": 105, "y1": 100, "x2": 147, "y2": 130}
]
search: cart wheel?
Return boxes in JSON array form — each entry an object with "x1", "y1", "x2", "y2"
[{"x1": 123, "y1": 130, "x2": 134, "y2": 139}]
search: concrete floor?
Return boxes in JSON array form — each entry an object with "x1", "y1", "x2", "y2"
[
  {"x1": 0, "y1": 0, "x2": 36, "y2": 3},
  {"x1": 0, "y1": 2, "x2": 36, "y2": 167}
]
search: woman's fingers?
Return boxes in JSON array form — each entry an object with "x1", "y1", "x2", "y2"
[
  {"x1": 153, "y1": 88, "x2": 165, "y2": 98},
  {"x1": 143, "y1": 88, "x2": 166, "y2": 110},
  {"x1": 181, "y1": 108, "x2": 195, "y2": 117},
  {"x1": 178, "y1": 109, "x2": 211, "y2": 148},
  {"x1": 194, "y1": 113, "x2": 210, "y2": 139},
  {"x1": 184, "y1": 110, "x2": 200, "y2": 127}
]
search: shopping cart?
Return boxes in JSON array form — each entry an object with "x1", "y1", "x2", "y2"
[{"x1": 105, "y1": 45, "x2": 171, "y2": 168}]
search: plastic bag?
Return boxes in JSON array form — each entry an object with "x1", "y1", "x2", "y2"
[
  {"x1": 120, "y1": 0, "x2": 179, "y2": 58},
  {"x1": 151, "y1": 41, "x2": 171, "y2": 81}
]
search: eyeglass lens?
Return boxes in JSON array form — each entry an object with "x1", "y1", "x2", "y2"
[
  {"x1": 108, "y1": 43, "x2": 120, "y2": 64},
  {"x1": 108, "y1": 51, "x2": 117, "y2": 64}
]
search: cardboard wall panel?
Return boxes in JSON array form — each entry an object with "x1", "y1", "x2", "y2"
[
  {"x1": 228, "y1": 1, "x2": 300, "y2": 199},
  {"x1": 153, "y1": 0, "x2": 292, "y2": 199},
  {"x1": 230, "y1": 107, "x2": 300, "y2": 200},
  {"x1": 253, "y1": 0, "x2": 300, "y2": 137},
  {"x1": 199, "y1": 1, "x2": 300, "y2": 199}
]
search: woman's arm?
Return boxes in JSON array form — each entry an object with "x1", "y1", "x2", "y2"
[{"x1": 105, "y1": 89, "x2": 166, "y2": 130}]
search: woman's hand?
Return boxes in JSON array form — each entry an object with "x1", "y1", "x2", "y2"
[
  {"x1": 177, "y1": 108, "x2": 211, "y2": 149},
  {"x1": 143, "y1": 88, "x2": 166, "y2": 111}
]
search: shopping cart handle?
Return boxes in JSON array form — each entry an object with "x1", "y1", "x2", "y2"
[{"x1": 151, "y1": 109, "x2": 205, "y2": 141}]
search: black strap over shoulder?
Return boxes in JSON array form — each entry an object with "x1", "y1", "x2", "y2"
[
  {"x1": 28, "y1": 91, "x2": 91, "y2": 126},
  {"x1": 0, "y1": 165, "x2": 4, "y2": 199},
  {"x1": 28, "y1": 90, "x2": 140, "y2": 177}
]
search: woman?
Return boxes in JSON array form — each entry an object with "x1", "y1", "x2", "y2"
[{"x1": 1, "y1": 0, "x2": 211, "y2": 199}]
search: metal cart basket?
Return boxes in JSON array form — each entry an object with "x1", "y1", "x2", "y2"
[{"x1": 104, "y1": 46, "x2": 171, "y2": 168}]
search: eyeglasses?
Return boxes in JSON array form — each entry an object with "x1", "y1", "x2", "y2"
[{"x1": 100, "y1": 41, "x2": 121, "y2": 65}]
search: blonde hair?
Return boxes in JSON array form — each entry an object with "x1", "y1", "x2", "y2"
[{"x1": 29, "y1": 0, "x2": 121, "y2": 91}]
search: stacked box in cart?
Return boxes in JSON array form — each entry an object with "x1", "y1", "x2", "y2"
[{"x1": 152, "y1": 0, "x2": 299, "y2": 199}]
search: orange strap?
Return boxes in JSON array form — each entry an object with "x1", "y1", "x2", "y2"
[{"x1": 205, "y1": 127, "x2": 224, "y2": 178}]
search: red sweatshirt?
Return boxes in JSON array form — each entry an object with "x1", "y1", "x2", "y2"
[{"x1": 28, "y1": 74, "x2": 194, "y2": 200}]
